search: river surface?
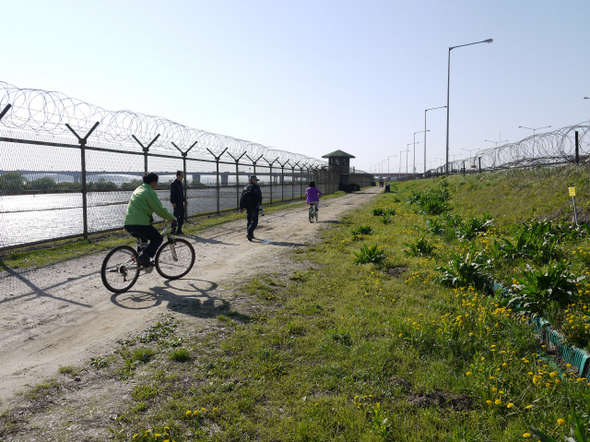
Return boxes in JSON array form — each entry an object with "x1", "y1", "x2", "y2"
[{"x1": 0, "y1": 185, "x2": 303, "y2": 249}]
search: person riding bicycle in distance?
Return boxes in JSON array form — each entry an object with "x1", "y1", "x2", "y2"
[
  {"x1": 124, "y1": 172, "x2": 177, "y2": 267},
  {"x1": 306, "y1": 181, "x2": 323, "y2": 211}
]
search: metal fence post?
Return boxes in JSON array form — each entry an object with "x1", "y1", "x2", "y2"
[
  {"x1": 65, "y1": 121, "x2": 100, "y2": 240},
  {"x1": 172, "y1": 141, "x2": 197, "y2": 221},
  {"x1": 0, "y1": 104, "x2": 12, "y2": 121},
  {"x1": 228, "y1": 152, "x2": 246, "y2": 208},
  {"x1": 278, "y1": 161, "x2": 289, "y2": 202},
  {"x1": 575, "y1": 131, "x2": 579, "y2": 164},
  {"x1": 132, "y1": 134, "x2": 161, "y2": 173},
  {"x1": 206, "y1": 148, "x2": 228, "y2": 214},
  {"x1": 264, "y1": 157, "x2": 278, "y2": 205},
  {"x1": 291, "y1": 162, "x2": 299, "y2": 200}
]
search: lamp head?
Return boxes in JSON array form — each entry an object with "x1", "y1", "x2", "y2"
[{"x1": 484, "y1": 39, "x2": 493, "y2": 43}]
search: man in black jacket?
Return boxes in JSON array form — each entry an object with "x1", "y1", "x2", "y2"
[
  {"x1": 239, "y1": 175, "x2": 263, "y2": 241},
  {"x1": 170, "y1": 170, "x2": 186, "y2": 234}
]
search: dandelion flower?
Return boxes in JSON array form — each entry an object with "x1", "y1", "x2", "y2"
[
  {"x1": 507, "y1": 403, "x2": 514, "y2": 408},
  {"x1": 557, "y1": 418, "x2": 566, "y2": 425},
  {"x1": 523, "y1": 433, "x2": 531, "y2": 439}
]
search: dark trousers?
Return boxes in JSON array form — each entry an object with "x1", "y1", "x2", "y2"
[
  {"x1": 124, "y1": 224, "x2": 163, "y2": 259},
  {"x1": 246, "y1": 207, "x2": 259, "y2": 236},
  {"x1": 171, "y1": 204, "x2": 184, "y2": 233}
]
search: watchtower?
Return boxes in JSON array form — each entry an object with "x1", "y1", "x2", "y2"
[{"x1": 321, "y1": 149, "x2": 356, "y2": 190}]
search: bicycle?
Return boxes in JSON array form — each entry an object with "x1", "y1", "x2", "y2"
[
  {"x1": 101, "y1": 222, "x2": 195, "y2": 293},
  {"x1": 308, "y1": 202, "x2": 319, "y2": 223}
]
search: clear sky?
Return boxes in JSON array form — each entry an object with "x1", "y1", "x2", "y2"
[{"x1": 1, "y1": 0, "x2": 588, "y2": 173}]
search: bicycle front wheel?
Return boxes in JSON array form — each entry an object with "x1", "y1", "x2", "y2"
[
  {"x1": 155, "y1": 238, "x2": 195, "y2": 279},
  {"x1": 101, "y1": 245, "x2": 140, "y2": 293}
]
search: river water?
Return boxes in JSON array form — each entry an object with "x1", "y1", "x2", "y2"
[{"x1": 0, "y1": 185, "x2": 302, "y2": 249}]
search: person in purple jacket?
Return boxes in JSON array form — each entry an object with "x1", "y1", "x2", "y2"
[{"x1": 306, "y1": 181, "x2": 323, "y2": 211}]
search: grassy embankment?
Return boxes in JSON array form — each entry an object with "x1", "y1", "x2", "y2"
[{"x1": 4, "y1": 168, "x2": 590, "y2": 441}]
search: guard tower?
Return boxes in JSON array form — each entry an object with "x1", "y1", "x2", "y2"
[{"x1": 322, "y1": 149, "x2": 356, "y2": 190}]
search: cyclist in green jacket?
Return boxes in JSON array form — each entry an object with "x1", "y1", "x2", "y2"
[{"x1": 124, "y1": 172, "x2": 176, "y2": 267}]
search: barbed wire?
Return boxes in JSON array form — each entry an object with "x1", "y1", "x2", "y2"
[
  {"x1": 0, "y1": 81, "x2": 328, "y2": 168},
  {"x1": 432, "y1": 123, "x2": 590, "y2": 184}
]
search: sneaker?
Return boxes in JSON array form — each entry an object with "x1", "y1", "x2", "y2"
[
  {"x1": 137, "y1": 255, "x2": 154, "y2": 267},
  {"x1": 246, "y1": 234, "x2": 253, "y2": 241}
]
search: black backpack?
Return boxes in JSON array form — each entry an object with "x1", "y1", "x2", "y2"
[{"x1": 240, "y1": 184, "x2": 257, "y2": 208}]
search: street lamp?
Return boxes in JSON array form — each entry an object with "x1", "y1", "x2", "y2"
[
  {"x1": 461, "y1": 148, "x2": 476, "y2": 167},
  {"x1": 445, "y1": 38, "x2": 493, "y2": 174},
  {"x1": 519, "y1": 125, "x2": 551, "y2": 159},
  {"x1": 518, "y1": 125, "x2": 551, "y2": 137},
  {"x1": 424, "y1": 106, "x2": 446, "y2": 173},
  {"x1": 406, "y1": 143, "x2": 413, "y2": 175},
  {"x1": 413, "y1": 131, "x2": 426, "y2": 176},
  {"x1": 399, "y1": 150, "x2": 405, "y2": 180}
]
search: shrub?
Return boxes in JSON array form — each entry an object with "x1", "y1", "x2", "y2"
[
  {"x1": 351, "y1": 225, "x2": 373, "y2": 236},
  {"x1": 457, "y1": 214, "x2": 493, "y2": 240},
  {"x1": 404, "y1": 237, "x2": 435, "y2": 257},
  {"x1": 507, "y1": 261, "x2": 583, "y2": 314},
  {"x1": 436, "y1": 251, "x2": 493, "y2": 294},
  {"x1": 353, "y1": 244, "x2": 386, "y2": 265}
]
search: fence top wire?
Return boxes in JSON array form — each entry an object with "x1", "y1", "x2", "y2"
[
  {"x1": 0, "y1": 81, "x2": 327, "y2": 168},
  {"x1": 431, "y1": 122, "x2": 590, "y2": 174}
]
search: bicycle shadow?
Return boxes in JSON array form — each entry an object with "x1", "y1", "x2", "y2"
[{"x1": 110, "y1": 277, "x2": 242, "y2": 321}]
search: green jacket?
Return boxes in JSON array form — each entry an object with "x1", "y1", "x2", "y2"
[{"x1": 124, "y1": 184, "x2": 175, "y2": 226}]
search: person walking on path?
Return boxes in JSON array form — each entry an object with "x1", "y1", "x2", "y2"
[
  {"x1": 170, "y1": 170, "x2": 186, "y2": 234},
  {"x1": 239, "y1": 175, "x2": 263, "y2": 241},
  {"x1": 306, "y1": 181, "x2": 323, "y2": 211},
  {"x1": 124, "y1": 172, "x2": 177, "y2": 267}
]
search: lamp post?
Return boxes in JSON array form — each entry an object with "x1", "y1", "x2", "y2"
[
  {"x1": 461, "y1": 148, "x2": 476, "y2": 167},
  {"x1": 399, "y1": 150, "x2": 405, "y2": 180},
  {"x1": 424, "y1": 106, "x2": 446, "y2": 174},
  {"x1": 518, "y1": 125, "x2": 551, "y2": 137},
  {"x1": 413, "y1": 131, "x2": 426, "y2": 177},
  {"x1": 445, "y1": 38, "x2": 493, "y2": 174},
  {"x1": 406, "y1": 143, "x2": 412, "y2": 175},
  {"x1": 519, "y1": 125, "x2": 551, "y2": 159}
]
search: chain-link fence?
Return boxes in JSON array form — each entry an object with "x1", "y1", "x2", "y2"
[{"x1": 0, "y1": 82, "x2": 371, "y2": 251}]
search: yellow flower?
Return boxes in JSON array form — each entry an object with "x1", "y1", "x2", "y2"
[
  {"x1": 557, "y1": 418, "x2": 566, "y2": 425},
  {"x1": 526, "y1": 405, "x2": 533, "y2": 409},
  {"x1": 185, "y1": 410, "x2": 191, "y2": 416},
  {"x1": 466, "y1": 372, "x2": 472, "y2": 376},
  {"x1": 523, "y1": 433, "x2": 531, "y2": 438},
  {"x1": 486, "y1": 400, "x2": 492, "y2": 405},
  {"x1": 507, "y1": 403, "x2": 514, "y2": 408},
  {"x1": 495, "y1": 399, "x2": 502, "y2": 405}
]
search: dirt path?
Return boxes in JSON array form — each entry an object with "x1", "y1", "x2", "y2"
[{"x1": 0, "y1": 187, "x2": 381, "y2": 408}]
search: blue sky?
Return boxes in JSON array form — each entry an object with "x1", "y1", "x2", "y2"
[{"x1": 1, "y1": 0, "x2": 588, "y2": 173}]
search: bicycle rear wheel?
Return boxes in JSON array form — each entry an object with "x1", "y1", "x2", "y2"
[
  {"x1": 101, "y1": 245, "x2": 140, "y2": 293},
  {"x1": 155, "y1": 238, "x2": 195, "y2": 279},
  {"x1": 309, "y1": 207, "x2": 316, "y2": 223}
]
